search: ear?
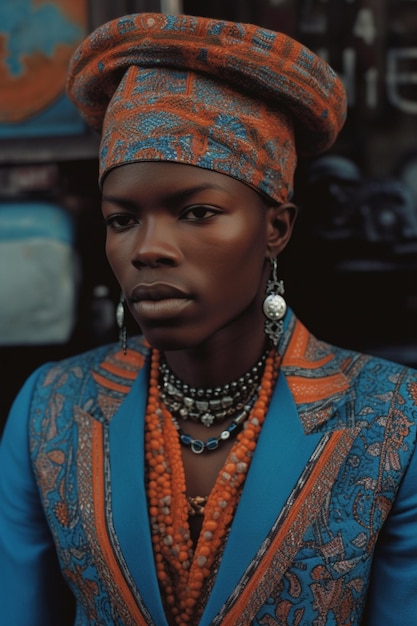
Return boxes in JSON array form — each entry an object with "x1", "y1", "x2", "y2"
[{"x1": 265, "y1": 202, "x2": 297, "y2": 258}]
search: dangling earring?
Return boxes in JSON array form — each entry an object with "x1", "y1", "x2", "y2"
[
  {"x1": 263, "y1": 257, "x2": 287, "y2": 346},
  {"x1": 116, "y1": 292, "x2": 127, "y2": 355}
]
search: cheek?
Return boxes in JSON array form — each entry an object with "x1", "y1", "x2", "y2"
[{"x1": 198, "y1": 227, "x2": 267, "y2": 300}]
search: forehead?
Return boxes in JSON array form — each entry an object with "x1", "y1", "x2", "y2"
[{"x1": 102, "y1": 161, "x2": 267, "y2": 207}]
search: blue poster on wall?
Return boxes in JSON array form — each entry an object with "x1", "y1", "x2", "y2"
[
  {"x1": 0, "y1": 201, "x2": 79, "y2": 345},
  {"x1": 0, "y1": 0, "x2": 88, "y2": 138}
]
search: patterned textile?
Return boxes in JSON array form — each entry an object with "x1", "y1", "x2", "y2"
[
  {"x1": 1, "y1": 311, "x2": 416, "y2": 625},
  {"x1": 66, "y1": 13, "x2": 347, "y2": 202}
]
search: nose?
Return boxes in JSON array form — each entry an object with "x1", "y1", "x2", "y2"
[{"x1": 131, "y1": 216, "x2": 182, "y2": 268}]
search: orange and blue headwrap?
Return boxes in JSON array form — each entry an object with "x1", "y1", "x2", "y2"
[{"x1": 66, "y1": 13, "x2": 347, "y2": 203}]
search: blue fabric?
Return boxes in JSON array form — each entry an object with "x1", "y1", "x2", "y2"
[
  {"x1": 364, "y1": 440, "x2": 417, "y2": 625},
  {"x1": 0, "y1": 365, "x2": 67, "y2": 626},
  {"x1": 0, "y1": 323, "x2": 416, "y2": 625}
]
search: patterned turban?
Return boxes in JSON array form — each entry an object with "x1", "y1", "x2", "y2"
[{"x1": 67, "y1": 13, "x2": 347, "y2": 203}]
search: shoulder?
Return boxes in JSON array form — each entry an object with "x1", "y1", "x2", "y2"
[
  {"x1": 283, "y1": 315, "x2": 417, "y2": 422},
  {"x1": 31, "y1": 335, "x2": 150, "y2": 403},
  {"x1": 318, "y1": 337, "x2": 417, "y2": 441},
  {"x1": 330, "y1": 341, "x2": 417, "y2": 413},
  {"x1": 338, "y1": 345, "x2": 417, "y2": 456},
  {"x1": 314, "y1": 341, "x2": 417, "y2": 481},
  {"x1": 7, "y1": 337, "x2": 150, "y2": 445},
  {"x1": 25, "y1": 336, "x2": 149, "y2": 469},
  {"x1": 285, "y1": 318, "x2": 417, "y2": 472}
]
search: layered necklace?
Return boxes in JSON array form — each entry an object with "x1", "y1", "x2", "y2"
[
  {"x1": 159, "y1": 351, "x2": 268, "y2": 455},
  {"x1": 159, "y1": 350, "x2": 267, "y2": 427},
  {"x1": 145, "y1": 347, "x2": 280, "y2": 625}
]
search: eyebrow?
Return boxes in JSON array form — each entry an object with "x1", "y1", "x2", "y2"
[{"x1": 101, "y1": 183, "x2": 228, "y2": 208}]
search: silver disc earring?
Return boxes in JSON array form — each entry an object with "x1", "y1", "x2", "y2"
[
  {"x1": 263, "y1": 257, "x2": 287, "y2": 346},
  {"x1": 116, "y1": 293, "x2": 127, "y2": 355}
]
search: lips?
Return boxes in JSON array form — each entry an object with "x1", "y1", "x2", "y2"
[
  {"x1": 130, "y1": 282, "x2": 192, "y2": 320},
  {"x1": 131, "y1": 282, "x2": 190, "y2": 303}
]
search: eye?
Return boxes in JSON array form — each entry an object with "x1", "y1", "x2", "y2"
[
  {"x1": 181, "y1": 205, "x2": 220, "y2": 221},
  {"x1": 105, "y1": 213, "x2": 138, "y2": 231}
]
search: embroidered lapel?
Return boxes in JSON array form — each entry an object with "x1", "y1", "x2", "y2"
[{"x1": 78, "y1": 341, "x2": 167, "y2": 625}]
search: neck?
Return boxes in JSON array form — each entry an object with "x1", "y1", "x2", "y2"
[{"x1": 162, "y1": 319, "x2": 268, "y2": 388}]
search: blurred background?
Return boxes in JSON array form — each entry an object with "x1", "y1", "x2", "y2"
[{"x1": 1, "y1": 0, "x2": 416, "y2": 434}]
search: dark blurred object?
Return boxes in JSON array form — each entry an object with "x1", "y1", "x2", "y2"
[
  {"x1": 341, "y1": 178, "x2": 417, "y2": 268},
  {"x1": 88, "y1": 284, "x2": 118, "y2": 346},
  {"x1": 286, "y1": 155, "x2": 417, "y2": 368},
  {"x1": 297, "y1": 155, "x2": 417, "y2": 267},
  {"x1": 301, "y1": 155, "x2": 362, "y2": 241},
  {"x1": 395, "y1": 149, "x2": 417, "y2": 208}
]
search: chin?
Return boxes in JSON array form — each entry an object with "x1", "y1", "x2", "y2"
[{"x1": 141, "y1": 327, "x2": 204, "y2": 353}]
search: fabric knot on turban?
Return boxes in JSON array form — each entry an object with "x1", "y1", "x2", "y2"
[{"x1": 66, "y1": 13, "x2": 347, "y2": 203}]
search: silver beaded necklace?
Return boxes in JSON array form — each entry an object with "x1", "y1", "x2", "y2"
[{"x1": 158, "y1": 351, "x2": 268, "y2": 427}]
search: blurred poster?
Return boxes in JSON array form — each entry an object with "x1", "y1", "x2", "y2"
[{"x1": 0, "y1": 0, "x2": 89, "y2": 138}]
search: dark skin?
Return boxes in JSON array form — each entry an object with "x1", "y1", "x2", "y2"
[{"x1": 102, "y1": 161, "x2": 297, "y2": 543}]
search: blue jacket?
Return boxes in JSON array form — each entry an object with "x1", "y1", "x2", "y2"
[{"x1": 1, "y1": 312, "x2": 416, "y2": 625}]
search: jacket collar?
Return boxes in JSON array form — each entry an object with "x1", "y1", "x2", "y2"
[{"x1": 279, "y1": 310, "x2": 357, "y2": 433}]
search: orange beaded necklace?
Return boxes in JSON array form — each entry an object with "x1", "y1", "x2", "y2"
[{"x1": 145, "y1": 348, "x2": 280, "y2": 625}]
